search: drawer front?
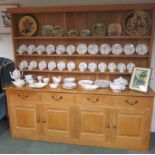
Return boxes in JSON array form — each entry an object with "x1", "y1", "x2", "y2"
[
  {"x1": 8, "y1": 91, "x2": 42, "y2": 104},
  {"x1": 42, "y1": 93, "x2": 75, "y2": 104},
  {"x1": 113, "y1": 96, "x2": 153, "y2": 108},
  {"x1": 77, "y1": 94, "x2": 111, "y2": 105}
]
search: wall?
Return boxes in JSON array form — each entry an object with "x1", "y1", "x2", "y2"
[{"x1": 0, "y1": 0, "x2": 155, "y2": 131}]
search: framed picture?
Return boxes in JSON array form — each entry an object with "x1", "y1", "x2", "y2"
[
  {"x1": 0, "y1": 4, "x2": 18, "y2": 33},
  {"x1": 129, "y1": 67, "x2": 152, "y2": 93}
]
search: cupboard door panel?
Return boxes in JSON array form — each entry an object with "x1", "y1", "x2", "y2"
[
  {"x1": 112, "y1": 109, "x2": 149, "y2": 147},
  {"x1": 43, "y1": 105, "x2": 71, "y2": 138},
  {"x1": 11, "y1": 104, "x2": 39, "y2": 138},
  {"x1": 77, "y1": 107, "x2": 110, "y2": 144}
]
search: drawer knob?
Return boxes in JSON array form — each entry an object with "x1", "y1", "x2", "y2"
[
  {"x1": 87, "y1": 98, "x2": 99, "y2": 103},
  {"x1": 51, "y1": 96, "x2": 63, "y2": 101},
  {"x1": 125, "y1": 99, "x2": 138, "y2": 105}
]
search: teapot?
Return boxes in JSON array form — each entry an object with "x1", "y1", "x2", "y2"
[
  {"x1": 12, "y1": 79, "x2": 25, "y2": 88},
  {"x1": 10, "y1": 68, "x2": 23, "y2": 81}
]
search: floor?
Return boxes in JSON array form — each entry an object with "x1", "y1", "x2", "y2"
[{"x1": 0, "y1": 117, "x2": 155, "y2": 154}]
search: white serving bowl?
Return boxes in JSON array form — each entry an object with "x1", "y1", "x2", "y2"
[
  {"x1": 63, "y1": 77, "x2": 76, "y2": 83},
  {"x1": 81, "y1": 84, "x2": 99, "y2": 90},
  {"x1": 78, "y1": 80, "x2": 93, "y2": 86}
]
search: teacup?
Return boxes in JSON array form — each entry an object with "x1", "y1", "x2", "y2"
[
  {"x1": 25, "y1": 74, "x2": 34, "y2": 81},
  {"x1": 43, "y1": 78, "x2": 49, "y2": 83}
]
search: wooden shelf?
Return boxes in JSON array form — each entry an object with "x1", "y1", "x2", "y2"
[
  {"x1": 16, "y1": 53, "x2": 150, "y2": 58},
  {"x1": 23, "y1": 69, "x2": 131, "y2": 75},
  {"x1": 13, "y1": 36, "x2": 152, "y2": 40}
]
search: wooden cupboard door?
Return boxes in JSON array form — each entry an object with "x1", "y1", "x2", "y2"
[
  {"x1": 112, "y1": 109, "x2": 149, "y2": 147},
  {"x1": 10, "y1": 104, "x2": 40, "y2": 139},
  {"x1": 77, "y1": 106, "x2": 110, "y2": 145},
  {"x1": 42, "y1": 105, "x2": 71, "y2": 138}
]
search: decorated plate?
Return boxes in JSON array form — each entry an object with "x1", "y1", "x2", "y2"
[
  {"x1": 124, "y1": 10, "x2": 151, "y2": 36},
  {"x1": 18, "y1": 15, "x2": 37, "y2": 37},
  {"x1": 108, "y1": 23, "x2": 122, "y2": 36},
  {"x1": 92, "y1": 23, "x2": 106, "y2": 36}
]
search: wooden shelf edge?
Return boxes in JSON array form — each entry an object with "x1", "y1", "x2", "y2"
[
  {"x1": 13, "y1": 36, "x2": 152, "y2": 40},
  {"x1": 15, "y1": 54, "x2": 150, "y2": 58},
  {"x1": 22, "y1": 69, "x2": 131, "y2": 75}
]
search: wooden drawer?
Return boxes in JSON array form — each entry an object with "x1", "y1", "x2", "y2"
[
  {"x1": 8, "y1": 91, "x2": 42, "y2": 104},
  {"x1": 113, "y1": 96, "x2": 153, "y2": 108},
  {"x1": 42, "y1": 92, "x2": 75, "y2": 104},
  {"x1": 77, "y1": 94, "x2": 111, "y2": 105}
]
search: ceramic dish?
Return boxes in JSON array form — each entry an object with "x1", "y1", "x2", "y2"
[
  {"x1": 127, "y1": 63, "x2": 135, "y2": 73},
  {"x1": 38, "y1": 61, "x2": 47, "y2": 70},
  {"x1": 63, "y1": 77, "x2": 76, "y2": 83},
  {"x1": 80, "y1": 29, "x2": 91, "y2": 36},
  {"x1": 78, "y1": 80, "x2": 93, "y2": 86},
  {"x1": 94, "y1": 80, "x2": 112, "y2": 88},
  {"x1": 27, "y1": 44, "x2": 36, "y2": 54},
  {"x1": 37, "y1": 44, "x2": 46, "y2": 55},
  {"x1": 77, "y1": 44, "x2": 87, "y2": 54},
  {"x1": 111, "y1": 44, "x2": 123, "y2": 55},
  {"x1": 28, "y1": 60, "x2": 37, "y2": 70},
  {"x1": 136, "y1": 43, "x2": 148, "y2": 55},
  {"x1": 92, "y1": 23, "x2": 106, "y2": 36},
  {"x1": 124, "y1": 44, "x2": 135, "y2": 55},
  {"x1": 41, "y1": 25, "x2": 54, "y2": 36},
  {"x1": 66, "y1": 45, "x2": 76, "y2": 55},
  {"x1": 46, "y1": 44, "x2": 55, "y2": 55},
  {"x1": 67, "y1": 61, "x2": 76, "y2": 71},
  {"x1": 18, "y1": 60, "x2": 28, "y2": 70},
  {"x1": 88, "y1": 44, "x2": 99, "y2": 55},
  {"x1": 108, "y1": 23, "x2": 121, "y2": 36},
  {"x1": 67, "y1": 29, "x2": 79, "y2": 36},
  {"x1": 57, "y1": 61, "x2": 66, "y2": 71},
  {"x1": 124, "y1": 10, "x2": 151, "y2": 36},
  {"x1": 17, "y1": 44, "x2": 27, "y2": 54},
  {"x1": 88, "y1": 62, "x2": 97, "y2": 72},
  {"x1": 52, "y1": 25, "x2": 65, "y2": 37},
  {"x1": 63, "y1": 82, "x2": 77, "y2": 89},
  {"x1": 117, "y1": 63, "x2": 126, "y2": 73},
  {"x1": 48, "y1": 61, "x2": 56, "y2": 71},
  {"x1": 108, "y1": 63, "x2": 117, "y2": 72},
  {"x1": 98, "y1": 62, "x2": 107, "y2": 72},
  {"x1": 56, "y1": 44, "x2": 66, "y2": 55},
  {"x1": 81, "y1": 84, "x2": 99, "y2": 90},
  {"x1": 18, "y1": 15, "x2": 38, "y2": 37},
  {"x1": 79, "y1": 62, "x2": 87, "y2": 72},
  {"x1": 28, "y1": 82, "x2": 47, "y2": 88},
  {"x1": 100, "y1": 44, "x2": 111, "y2": 55}
]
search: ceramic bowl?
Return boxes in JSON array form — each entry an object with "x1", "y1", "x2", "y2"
[
  {"x1": 81, "y1": 84, "x2": 99, "y2": 90},
  {"x1": 113, "y1": 76, "x2": 128, "y2": 86},
  {"x1": 49, "y1": 83, "x2": 59, "y2": 89},
  {"x1": 78, "y1": 80, "x2": 93, "y2": 86},
  {"x1": 63, "y1": 82, "x2": 77, "y2": 89},
  {"x1": 63, "y1": 77, "x2": 76, "y2": 83},
  {"x1": 110, "y1": 83, "x2": 126, "y2": 92},
  {"x1": 94, "y1": 80, "x2": 112, "y2": 88},
  {"x1": 52, "y1": 76, "x2": 61, "y2": 83}
]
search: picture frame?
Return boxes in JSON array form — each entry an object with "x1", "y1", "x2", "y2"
[
  {"x1": 0, "y1": 4, "x2": 19, "y2": 34},
  {"x1": 129, "y1": 67, "x2": 152, "y2": 93}
]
